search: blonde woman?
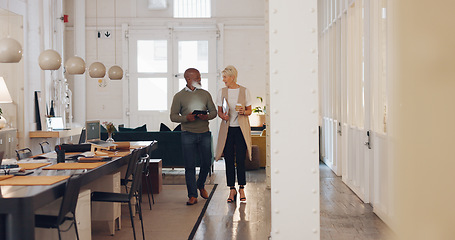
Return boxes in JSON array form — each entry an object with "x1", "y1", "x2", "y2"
[{"x1": 215, "y1": 65, "x2": 252, "y2": 203}]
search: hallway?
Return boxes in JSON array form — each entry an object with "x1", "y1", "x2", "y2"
[
  {"x1": 320, "y1": 162, "x2": 394, "y2": 240},
  {"x1": 92, "y1": 161, "x2": 393, "y2": 239}
]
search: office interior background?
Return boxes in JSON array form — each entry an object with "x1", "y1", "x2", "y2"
[{"x1": 1, "y1": 0, "x2": 455, "y2": 239}]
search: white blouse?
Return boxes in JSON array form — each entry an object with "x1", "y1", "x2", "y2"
[{"x1": 216, "y1": 87, "x2": 251, "y2": 127}]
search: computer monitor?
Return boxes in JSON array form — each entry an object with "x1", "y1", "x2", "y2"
[{"x1": 85, "y1": 120, "x2": 101, "y2": 142}]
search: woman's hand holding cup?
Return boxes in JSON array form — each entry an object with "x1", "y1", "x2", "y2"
[{"x1": 236, "y1": 103, "x2": 245, "y2": 115}]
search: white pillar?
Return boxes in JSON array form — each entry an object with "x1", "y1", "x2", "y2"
[
  {"x1": 269, "y1": 0, "x2": 319, "y2": 239},
  {"x1": 72, "y1": 0, "x2": 86, "y2": 125}
]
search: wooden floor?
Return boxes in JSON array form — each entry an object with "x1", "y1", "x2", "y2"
[
  {"x1": 320, "y1": 161, "x2": 394, "y2": 240},
  {"x1": 89, "y1": 161, "x2": 393, "y2": 239},
  {"x1": 193, "y1": 165, "x2": 271, "y2": 240}
]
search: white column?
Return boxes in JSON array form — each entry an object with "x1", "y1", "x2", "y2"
[
  {"x1": 72, "y1": 0, "x2": 86, "y2": 125},
  {"x1": 269, "y1": 0, "x2": 319, "y2": 239}
]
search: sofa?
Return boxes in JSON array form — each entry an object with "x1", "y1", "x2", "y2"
[{"x1": 101, "y1": 131, "x2": 214, "y2": 169}]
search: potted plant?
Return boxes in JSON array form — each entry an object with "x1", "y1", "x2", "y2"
[
  {"x1": 249, "y1": 97, "x2": 266, "y2": 127},
  {"x1": 0, "y1": 107, "x2": 7, "y2": 129}
]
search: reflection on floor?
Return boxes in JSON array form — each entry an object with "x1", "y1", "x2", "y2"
[
  {"x1": 320, "y1": 161, "x2": 394, "y2": 240},
  {"x1": 91, "y1": 160, "x2": 393, "y2": 240}
]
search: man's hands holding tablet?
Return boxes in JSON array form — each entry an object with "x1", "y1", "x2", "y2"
[{"x1": 187, "y1": 110, "x2": 208, "y2": 121}]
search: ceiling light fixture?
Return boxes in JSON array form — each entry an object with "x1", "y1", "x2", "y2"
[
  {"x1": 89, "y1": 0, "x2": 106, "y2": 78},
  {"x1": 38, "y1": 49, "x2": 62, "y2": 70},
  {"x1": 0, "y1": 5, "x2": 23, "y2": 63},
  {"x1": 109, "y1": 0, "x2": 123, "y2": 80}
]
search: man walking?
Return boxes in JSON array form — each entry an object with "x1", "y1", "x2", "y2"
[{"x1": 170, "y1": 68, "x2": 217, "y2": 205}]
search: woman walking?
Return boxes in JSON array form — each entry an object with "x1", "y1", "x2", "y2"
[{"x1": 215, "y1": 65, "x2": 252, "y2": 203}]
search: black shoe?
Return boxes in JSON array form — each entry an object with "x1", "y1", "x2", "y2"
[
  {"x1": 239, "y1": 186, "x2": 246, "y2": 202},
  {"x1": 227, "y1": 187, "x2": 237, "y2": 203}
]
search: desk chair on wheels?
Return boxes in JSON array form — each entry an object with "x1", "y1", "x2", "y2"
[{"x1": 35, "y1": 175, "x2": 83, "y2": 240}]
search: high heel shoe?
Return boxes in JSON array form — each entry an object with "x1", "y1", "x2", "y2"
[
  {"x1": 227, "y1": 187, "x2": 237, "y2": 203},
  {"x1": 239, "y1": 186, "x2": 246, "y2": 202}
]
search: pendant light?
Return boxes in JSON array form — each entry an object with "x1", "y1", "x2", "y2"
[
  {"x1": 65, "y1": 56, "x2": 86, "y2": 74},
  {"x1": 0, "y1": 5, "x2": 23, "y2": 63},
  {"x1": 108, "y1": 0, "x2": 123, "y2": 80},
  {"x1": 89, "y1": 0, "x2": 106, "y2": 78},
  {"x1": 38, "y1": 49, "x2": 62, "y2": 70}
]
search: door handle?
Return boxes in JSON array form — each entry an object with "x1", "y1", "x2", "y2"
[{"x1": 364, "y1": 130, "x2": 371, "y2": 149}]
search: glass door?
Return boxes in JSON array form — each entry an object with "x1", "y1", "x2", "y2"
[
  {"x1": 172, "y1": 30, "x2": 218, "y2": 133},
  {"x1": 127, "y1": 28, "x2": 217, "y2": 131}
]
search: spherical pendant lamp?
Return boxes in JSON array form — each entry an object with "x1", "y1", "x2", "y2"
[
  {"x1": 65, "y1": 56, "x2": 86, "y2": 74},
  {"x1": 108, "y1": 65, "x2": 123, "y2": 80},
  {"x1": 0, "y1": 37, "x2": 23, "y2": 63},
  {"x1": 89, "y1": 62, "x2": 106, "y2": 78},
  {"x1": 38, "y1": 49, "x2": 62, "y2": 70}
]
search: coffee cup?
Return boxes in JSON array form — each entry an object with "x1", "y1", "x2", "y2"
[{"x1": 235, "y1": 104, "x2": 242, "y2": 112}]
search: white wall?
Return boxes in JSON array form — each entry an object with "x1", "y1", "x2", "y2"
[
  {"x1": 63, "y1": 0, "x2": 266, "y2": 126},
  {"x1": 223, "y1": 28, "x2": 266, "y2": 110}
]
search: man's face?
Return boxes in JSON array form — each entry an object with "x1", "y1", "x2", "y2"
[{"x1": 186, "y1": 71, "x2": 202, "y2": 87}]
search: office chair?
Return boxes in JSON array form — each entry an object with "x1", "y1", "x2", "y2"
[
  {"x1": 15, "y1": 148, "x2": 33, "y2": 160},
  {"x1": 91, "y1": 160, "x2": 146, "y2": 240},
  {"x1": 39, "y1": 141, "x2": 52, "y2": 154},
  {"x1": 35, "y1": 175, "x2": 83, "y2": 240}
]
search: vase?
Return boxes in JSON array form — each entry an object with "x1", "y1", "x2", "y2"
[{"x1": 106, "y1": 132, "x2": 115, "y2": 143}]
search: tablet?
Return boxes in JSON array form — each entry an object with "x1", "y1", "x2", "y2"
[{"x1": 192, "y1": 110, "x2": 208, "y2": 115}]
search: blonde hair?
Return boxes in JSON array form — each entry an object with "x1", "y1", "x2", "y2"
[{"x1": 222, "y1": 65, "x2": 238, "y2": 82}]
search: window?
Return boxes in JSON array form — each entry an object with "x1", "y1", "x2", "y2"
[
  {"x1": 138, "y1": 78, "x2": 167, "y2": 111},
  {"x1": 174, "y1": 0, "x2": 211, "y2": 18},
  {"x1": 178, "y1": 40, "x2": 209, "y2": 73},
  {"x1": 137, "y1": 40, "x2": 168, "y2": 73}
]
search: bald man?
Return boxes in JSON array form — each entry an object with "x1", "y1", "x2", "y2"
[{"x1": 170, "y1": 68, "x2": 217, "y2": 205}]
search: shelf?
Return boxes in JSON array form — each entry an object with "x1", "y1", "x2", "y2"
[{"x1": 29, "y1": 127, "x2": 83, "y2": 138}]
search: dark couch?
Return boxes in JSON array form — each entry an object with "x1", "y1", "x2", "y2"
[{"x1": 101, "y1": 131, "x2": 214, "y2": 169}]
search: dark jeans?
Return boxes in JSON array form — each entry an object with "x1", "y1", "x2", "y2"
[
  {"x1": 181, "y1": 131, "x2": 212, "y2": 198},
  {"x1": 223, "y1": 127, "x2": 247, "y2": 187}
]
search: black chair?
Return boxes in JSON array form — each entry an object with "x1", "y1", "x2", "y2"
[
  {"x1": 92, "y1": 160, "x2": 146, "y2": 240},
  {"x1": 121, "y1": 148, "x2": 141, "y2": 194},
  {"x1": 39, "y1": 141, "x2": 52, "y2": 153},
  {"x1": 15, "y1": 148, "x2": 33, "y2": 160},
  {"x1": 142, "y1": 144, "x2": 155, "y2": 209},
  {"x1": 35, "y1": 175, "x2": 83, "y2": 240}
]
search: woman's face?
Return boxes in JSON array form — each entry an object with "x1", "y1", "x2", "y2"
[{"x1": 223, "y1": 74, "x2": 235, "y2": 87}]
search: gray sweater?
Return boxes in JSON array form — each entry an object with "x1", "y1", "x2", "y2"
[{"x1": 170, "y1": 88, "x2": 217, "y2": 133}]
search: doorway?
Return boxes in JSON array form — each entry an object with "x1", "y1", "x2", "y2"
[{"x1": 125, "y1": 27, "x2": 217, "y2": 131}]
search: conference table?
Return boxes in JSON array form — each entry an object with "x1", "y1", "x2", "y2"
[{"x1": 0, "y1": 141, "x2": 157, "y2": 240}]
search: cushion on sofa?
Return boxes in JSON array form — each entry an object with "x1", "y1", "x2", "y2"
[
  {"x1": 160, "y1": 123, "x2": 172, "y2": 131},
  {"x1": 119, "y1": 124, "x2": 147, "y2": 132},
  {"x1": 160, "y1": 123, "x2": 182, "y2": 132}
]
